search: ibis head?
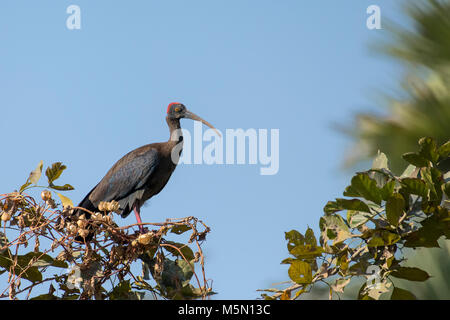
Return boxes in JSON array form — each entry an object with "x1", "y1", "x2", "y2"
[{"x1": 166, "y1": 102, "x2": 219, "y2": 135}]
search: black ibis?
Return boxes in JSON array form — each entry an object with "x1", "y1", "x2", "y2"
[{"x1": 72, "y1": 102, "x2": 218, "y2": 240}]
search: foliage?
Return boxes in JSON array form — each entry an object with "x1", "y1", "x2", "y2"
[
  {"x1": 0, "y1": 161, "x2": 213, "y2": 300},
  {"x1": 261, "y1": 137, "x2": 450, "y2": 300},
  {"x1": 340, "y1": 0, "x2": 450, "y2": 174},
  {"x1": 389, "y1": 238, "x2": 450, "y2": 299}
]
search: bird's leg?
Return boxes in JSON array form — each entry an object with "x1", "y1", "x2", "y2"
[{"x1": 133, "y1": 204, "x2": 146, "y2": 233}]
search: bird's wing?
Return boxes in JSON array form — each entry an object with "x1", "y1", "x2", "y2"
[{"x1": 88, "y1": 147, "x2": 160, "y2": 206}]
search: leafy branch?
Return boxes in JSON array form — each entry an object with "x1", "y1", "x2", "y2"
[{"x1": 261, "y1": 137, "x2": 450, "y2": 300}]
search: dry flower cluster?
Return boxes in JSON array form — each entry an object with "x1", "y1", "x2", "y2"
[{"x1": 0, "y1": 162, "x2": 213, "y2": 300}]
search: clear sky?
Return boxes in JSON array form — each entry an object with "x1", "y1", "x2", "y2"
[{"x1": 0, "y1": 1, "x2": 408, "y2": 299}]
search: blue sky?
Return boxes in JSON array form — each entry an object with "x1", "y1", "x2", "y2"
[{"x1": 0, "y1": 1, "x2": 408, "y2": 299}]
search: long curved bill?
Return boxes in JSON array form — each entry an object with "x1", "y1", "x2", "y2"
[{"x1": 184, "y1": 110, "x2": 221, "y2": 137}]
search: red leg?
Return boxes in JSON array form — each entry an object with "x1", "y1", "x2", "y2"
[{"x1": 133, "y1": 203, "x2": 145, "y2": 233}]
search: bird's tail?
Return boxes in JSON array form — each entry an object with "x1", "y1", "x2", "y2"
[{"x1": 72, "y1": 189, "x2": 97, "y2": 219}]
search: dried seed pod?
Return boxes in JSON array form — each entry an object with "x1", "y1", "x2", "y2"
[
  {"x1": 93, "y1": 212, "x2": 103, "y2": 221},
  {"x1": 78, "y1": 229, "x2": 89, "y2": 238},
  {"x1": 98, "y1": 201, "x2": 107, "y2": 212},
  {"x1": 137, "y1": 233, "x2": 152, "y2": 245},
  {"x1": 68, "y1": 223, "x2": 77, "y2": 234},
  {"x1": 107, "y1": 200, "x2": 120, "y2": 213},
  {"x1": 1, "y1": 212, "x2": 11, "y2": 222},
  {"x1": 41, "y1": 190, "x2": 52, "y2": 202},
  {"x1": 77, "y1": 219, "x2": 88, "y2": 228}
]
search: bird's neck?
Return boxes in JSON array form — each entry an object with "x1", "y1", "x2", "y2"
[{"x1": 166, "y1": 116, "x2": 183, "y2": 144}]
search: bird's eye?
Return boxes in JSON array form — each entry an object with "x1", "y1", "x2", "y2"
[{"x1": 175, "y1": 107, "x2": 181, "y2": 112}]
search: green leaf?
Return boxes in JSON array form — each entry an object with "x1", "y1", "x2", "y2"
[
  {"x1": 400, "y1": 178, "x2": 428, "y2": 197},
  {"x1": 289, "y1": 245, "x2": 323, "y2": 259},
  {"x1": 437, "y1": 140, "x2": 450, "y2": 159},
  {"x1": 163, "y1": 241, "x2": 194, "y2": 260},
  {"x1": 304, "y1": 227, "x2": 317, "y2": 246},
  {"x1": 348, "y1": 261, "x2": 370, "y2": 276},
  {"x1": 444, "y1": 182, "x2": 450, "y2": 198},
  {"x1": 19, "y1": 181, "x2": 32, "y2": 193},
  {"x1": 20, "y1": 267, "x2": 43, "y2": 282},
  {"x1": 0, "y1": 256, "x2": 42, "y2": 283},
  {"x1": 285, "y1": 230, "x2": 305, "y2": 251},
  {"x1": 347, "y1": 210, "x2": 374, "y2": 228},
  {"x1": 380, "y1": 180, "x2": 396, "y2": 201},
  {"x1": 390, "y1": 267, "x2": 430, "y2": 282},
  {"x1": 350, "y1": 173, "x2": 382, "y2": 205},
  {"x1": 176, "y1": 259, "x2": 195, "y2": 287},
  {"x1": 30, "y1": 293, "x2": 58, "y2": 300},
  {"x1": 320, "y1": 215, "x2": 351, "y2": 244},
  {"x1": 288, "y1": 260, "x2": 312, "y2": 284},
  {"x1": 386, "y1": 193, "x2": 405, "y2": 227},
  {"x1": 368, "y1": 231, "x2": 401, "y2": 247},
  {"x1": 391, "y1": 287, "x2": 417, "y2": 300},
  {"x1": 141, "y1": 261, "x2": 151, "y2": 280},
  {"x1": 402, "y1": 152, "x2": 429, "y2": 167},
  {"x1": 381, "y1": 231, "x2": 401, "y2": 245},
  {"x1": 56, "y1": 193, "x2": 73, "y2": 208},
  {"x1": 323, "y1": 201, "x2": 341, "y2": 215},
  {"x1": 170, "y1": 224, "x2": 191, "y2": 235},
  {"x1": 418, "y1": 137, "x2": 439, "y2": 163},
  {"x1": 280, "y1": 257, "x2": 296, "y2": 265},
  {"x1": 19, "y1": 252, "x2": 68, "y2": 269},
  {"x1": 49, "y1": 184, "x2": 74, "y2": 191},
  {"x1": 336, "y1": 198, "x2": 371, "y2": 213},
  {"x1": 109, "y1": 280, "x2": 132, "y2": 300},
  {"x1": 421, "y1": 167, "x2": 443, "y2": 201},
  {"x1": 150, "y1": 258, "x2": 195, "y2": 295},
  {"x1": 404, "y1": 228, "x2": 441, "y2": 248},
  {"x1": 327, "y1": 229, "x2": 337, "y2": 240},
  {"x1": 28, "y1": 160, "x2": 44, "y2": 185},
  {"x1": 337, "y1": 254, "x2": 349, "y2": 271},
  {"x1": 343, "y1": 185, "x2": 361, "y2": 197},
  {"x1": 367, "y1": 236, "x2": 385, "y2": 247},
  {"x1": 324, "y1": 198, "x2": 371, "y2": 215},
  {"x1": 45, "y1": 162, "x2": 67, "y2": 185}
]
